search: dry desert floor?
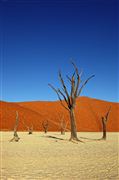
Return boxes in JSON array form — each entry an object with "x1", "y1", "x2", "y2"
[{"x1": 0, "y1": 132, "x2": 119, "y2": 180}]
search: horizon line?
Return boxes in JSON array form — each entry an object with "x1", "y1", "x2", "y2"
[{"x1": 0, "y1": 96, "x2": 119, "y2": 104}]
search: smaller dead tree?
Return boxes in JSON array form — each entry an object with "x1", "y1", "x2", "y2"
[
  {"x1": 22, "y1": 121, "x2": 33, "y2": 134},
  {"x1": 42, "y1": 120, "x2": 49, "y2": 133},
  {"x1": 10, "y1": 111, "x2": 20, "y2": 142},
  {"x1": 60, "y1": 119, "x2": 67, "y2": 135},
  {"x1": 27, "y1": 125, "x2": 33, "y2": 135},
  {"x1": 59, "y1": 114, "x2": 67, "y2": 135},
  {"x1": 101, "y1": 106, "x2": 111, "y2": 140}
]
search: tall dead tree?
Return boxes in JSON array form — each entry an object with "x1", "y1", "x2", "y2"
[
  {"x1": 42, "y1": 120, "x2": 49, "y2": 133},
  {"x1": 10, "y1": 111, "x2": 20, "y2": 142},
  {"x1": 49, "y1": 62, "x2": 94, "y2": 142},
  {"x1": 101, "y1": 106, "x2": 111, "y2": 140}
]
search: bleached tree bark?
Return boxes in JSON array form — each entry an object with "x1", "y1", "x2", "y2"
[
  {"x1": 49, "y1": 62, "x2": 94, "y2": 142},
  {"x1": 10, "y1": 111, "x2": 20, "y2": 142}
]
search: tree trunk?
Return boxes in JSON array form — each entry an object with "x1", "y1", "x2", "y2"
[
  {"x1": 28, "y1": 130, "x2": 33, "y2": 135},
  {"x1": 45, "y1": 129, "x2": 47, "y2": 133},
  {"x1": 28, "y1": 127, "x2": 33, "y2": 134},
  {"x1": 60, "y1": 120, "x2": 66, "y2": 135},
  {"x1": 69, "y1": 108, "x2": 78, "y2": 141},
  {"x1": 102, "y1": 118, "x2": 107, "y2": 140},
  {"x1": 10, "y1": 132, "x2": 20, "y2": 142},
  {"x1": 61, "y1": 129, "x2": 65, "y2": 135}
]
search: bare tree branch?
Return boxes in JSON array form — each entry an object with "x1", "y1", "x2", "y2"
[
  {"x1": 59, "y1": 71, "x2": 71, "y2": 106},
  {"x1": 105, "y1": 106, "x2": 111, "y2": 122},
  {"x1": 48, "y1": 61, "x2": 95, "y2": 142},
  {"x1": 58, "y1": 89, "x2": 70, "y2": 107},
  {"x1": 48, "y1": 83, "x2": 61, "y2": 100},
  {"x1": 78, "y1": 75, "x2": 95, "y2": 96},
  {"x1": 66, "y1": 75, "x2": 72, "y2": 83},
  {"x1": 71, "y1": 62, "x2": 81, "y2": 97},
  {"x1": 48, "y1": 84, "x2": 69, "y2": 111},
  {"x1": 71, "y1": 76, "x2": 75, "y2": 105}
]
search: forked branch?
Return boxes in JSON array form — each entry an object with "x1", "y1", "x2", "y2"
[
  {"x1": 48, "y1": 61, "x2": 95, "y2": 142},
  {"x1": 59, "y1": 71, "x2": 71, "y2": 106},
  {"x1": 78, "y1": 75, "x2": 95, "y2": 96},
  {"x1": 105, "y1": 106, "x2": 111, "y2": 122},
  {"x1": 48, "y1": 83, "x2": 69, "y2": 111}
]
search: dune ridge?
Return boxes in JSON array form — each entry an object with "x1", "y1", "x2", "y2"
[{"x1": 0, "y1": 96, "x2": 119, "y2": 131}]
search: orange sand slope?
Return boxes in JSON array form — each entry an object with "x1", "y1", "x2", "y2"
[{"x1": 0, "y1": 97, "x2": 119, "y2": 131}]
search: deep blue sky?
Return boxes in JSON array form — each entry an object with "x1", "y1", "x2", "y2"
[{"x1": 0, "y1": 0, "x2": 118, "y2": 102}]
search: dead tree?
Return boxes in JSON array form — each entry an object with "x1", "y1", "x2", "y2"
[
  {"x1": 49, "y1": 62, "x2": 94, "y2": 142},
  {"x1": 58, "y1": 114, "x2": 67, "y2": 135},
  {"x1": 42, "y1": 120, "x2": 49, "y2": 133},
  {"x1": 60, "y1": 119, "x2": 67, "y2": 135},
  {"x1": 22, "y1": 121, "x2": 33, "y2": 134},
  {"x1": 10, "y1": 111, "x2": 20, "y2": 142},
  {"x1": 27, "y1": 125, "x2": 33, "y2": 135},
  {"x1": 101, "y1": 106, "x2": 111, "y2": 140}
]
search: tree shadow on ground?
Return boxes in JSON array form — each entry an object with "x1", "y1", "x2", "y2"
[
  {"x1": 80, "y1": 136, "x2": 103, "y2": 141},
  {"x1": 43, "y1": 135, "x2": 85, "y2": 144},
  {"x1": 44, "y1": 135, "x2": 85, "y2": 144},
  {"x1": 44, "y1": 135, "x2": 64, "y2": 140}
]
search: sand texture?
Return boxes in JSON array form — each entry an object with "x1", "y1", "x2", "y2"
[{"x1": 1, "y1": 132, "x2": 119, "y2": 180}]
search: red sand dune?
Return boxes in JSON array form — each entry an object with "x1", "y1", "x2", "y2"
[{"x1": 0, "y1": 97, "x2": 119, "y2": 132}]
